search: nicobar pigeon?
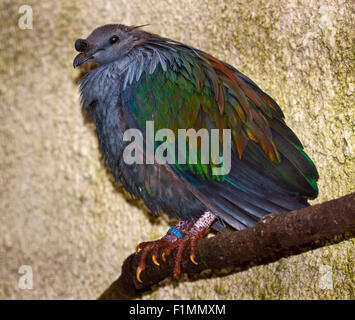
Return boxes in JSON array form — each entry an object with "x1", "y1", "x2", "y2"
[{"x1": 73, "y1": 24, "x2": 319, "y2": 282}]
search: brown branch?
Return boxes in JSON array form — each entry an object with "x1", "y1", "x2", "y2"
[{"x1": 98, "y1": 192, "x2": 355, "y2": 300}]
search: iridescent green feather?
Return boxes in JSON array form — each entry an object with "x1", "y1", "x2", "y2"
[{"x1": 123, "y1": 46, "x2": 318, "y2": 195}]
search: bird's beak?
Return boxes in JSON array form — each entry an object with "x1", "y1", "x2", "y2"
[{"x1": 73, "y1": 52, "x2": 90, "y2": 68}]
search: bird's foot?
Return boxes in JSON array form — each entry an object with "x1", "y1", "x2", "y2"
[
  {"x1": 162, "y1": 211, "x2": 216, "y2": 277},
  {"x1": 136, "y1": 219, "x2": 196, "y2": 283},
  {"x1": 161, "y1": 231, "x2": 202, "y2": 277},
  {"x1": 135, "y1": 211, "x2": 216, "y2": 282}
]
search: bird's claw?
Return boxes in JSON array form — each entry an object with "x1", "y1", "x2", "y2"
[
  {"x1": 190, "y1": 254, "x2": 198, "y2": 265},
  {"x1": 152, "y1": 254, "x2": 160, "y2": 266},
  {"x1": 136, "y1": 265, "x2": 144, "y2": 283},
  {"x1": 135, "y1": 238, "x2": 173, "y2": 283}
]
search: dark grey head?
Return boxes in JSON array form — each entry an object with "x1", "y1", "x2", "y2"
[{"x1": 73, "y1": 24, "x2": 149, "y2": 68}]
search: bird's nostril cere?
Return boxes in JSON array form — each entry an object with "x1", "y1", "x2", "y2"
[{"x1": 75, "y1": 38, "x2": 89, "y2": 52}]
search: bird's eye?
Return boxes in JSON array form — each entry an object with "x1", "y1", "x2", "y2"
[{"x1": 109, "y1": 36, "x2": 119, "y2": 44}]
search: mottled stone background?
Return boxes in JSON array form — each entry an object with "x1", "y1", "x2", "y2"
[{"x1": 0, "y1": 0, "x2": 353, "y2": 299}]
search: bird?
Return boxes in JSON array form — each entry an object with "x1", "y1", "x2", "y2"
[{"x1": 73, "y1": 24, "x2": 319, "y2": 282}]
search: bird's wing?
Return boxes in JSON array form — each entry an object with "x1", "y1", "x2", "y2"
[{"x1": 121, "y1": 45, "x2": 318, "y2": 228}]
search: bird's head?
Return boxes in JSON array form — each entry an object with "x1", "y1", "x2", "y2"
[{"x1": 73, "y1": 24, "x2": 149, "y2": 68}]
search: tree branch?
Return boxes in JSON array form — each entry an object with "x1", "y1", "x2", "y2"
[{"x1": 98, "y1": 192, "x2": 355, "y2": 300}]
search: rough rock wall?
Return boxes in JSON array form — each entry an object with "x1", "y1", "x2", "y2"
[{"x1": 0, "y1": 0, "x2": 353, "y2": 299}]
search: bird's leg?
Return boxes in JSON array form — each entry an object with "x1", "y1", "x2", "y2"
[
  {"x1": 136, "y1": 219, "x2": 197, "y2": 283},
  {"x1": 161, "y1": 211, "x2": 216, "y2": 277}
]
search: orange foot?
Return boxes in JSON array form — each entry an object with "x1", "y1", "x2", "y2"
[{"x1": 135, "y1": 211, "x2": 216, "y2": 282}]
